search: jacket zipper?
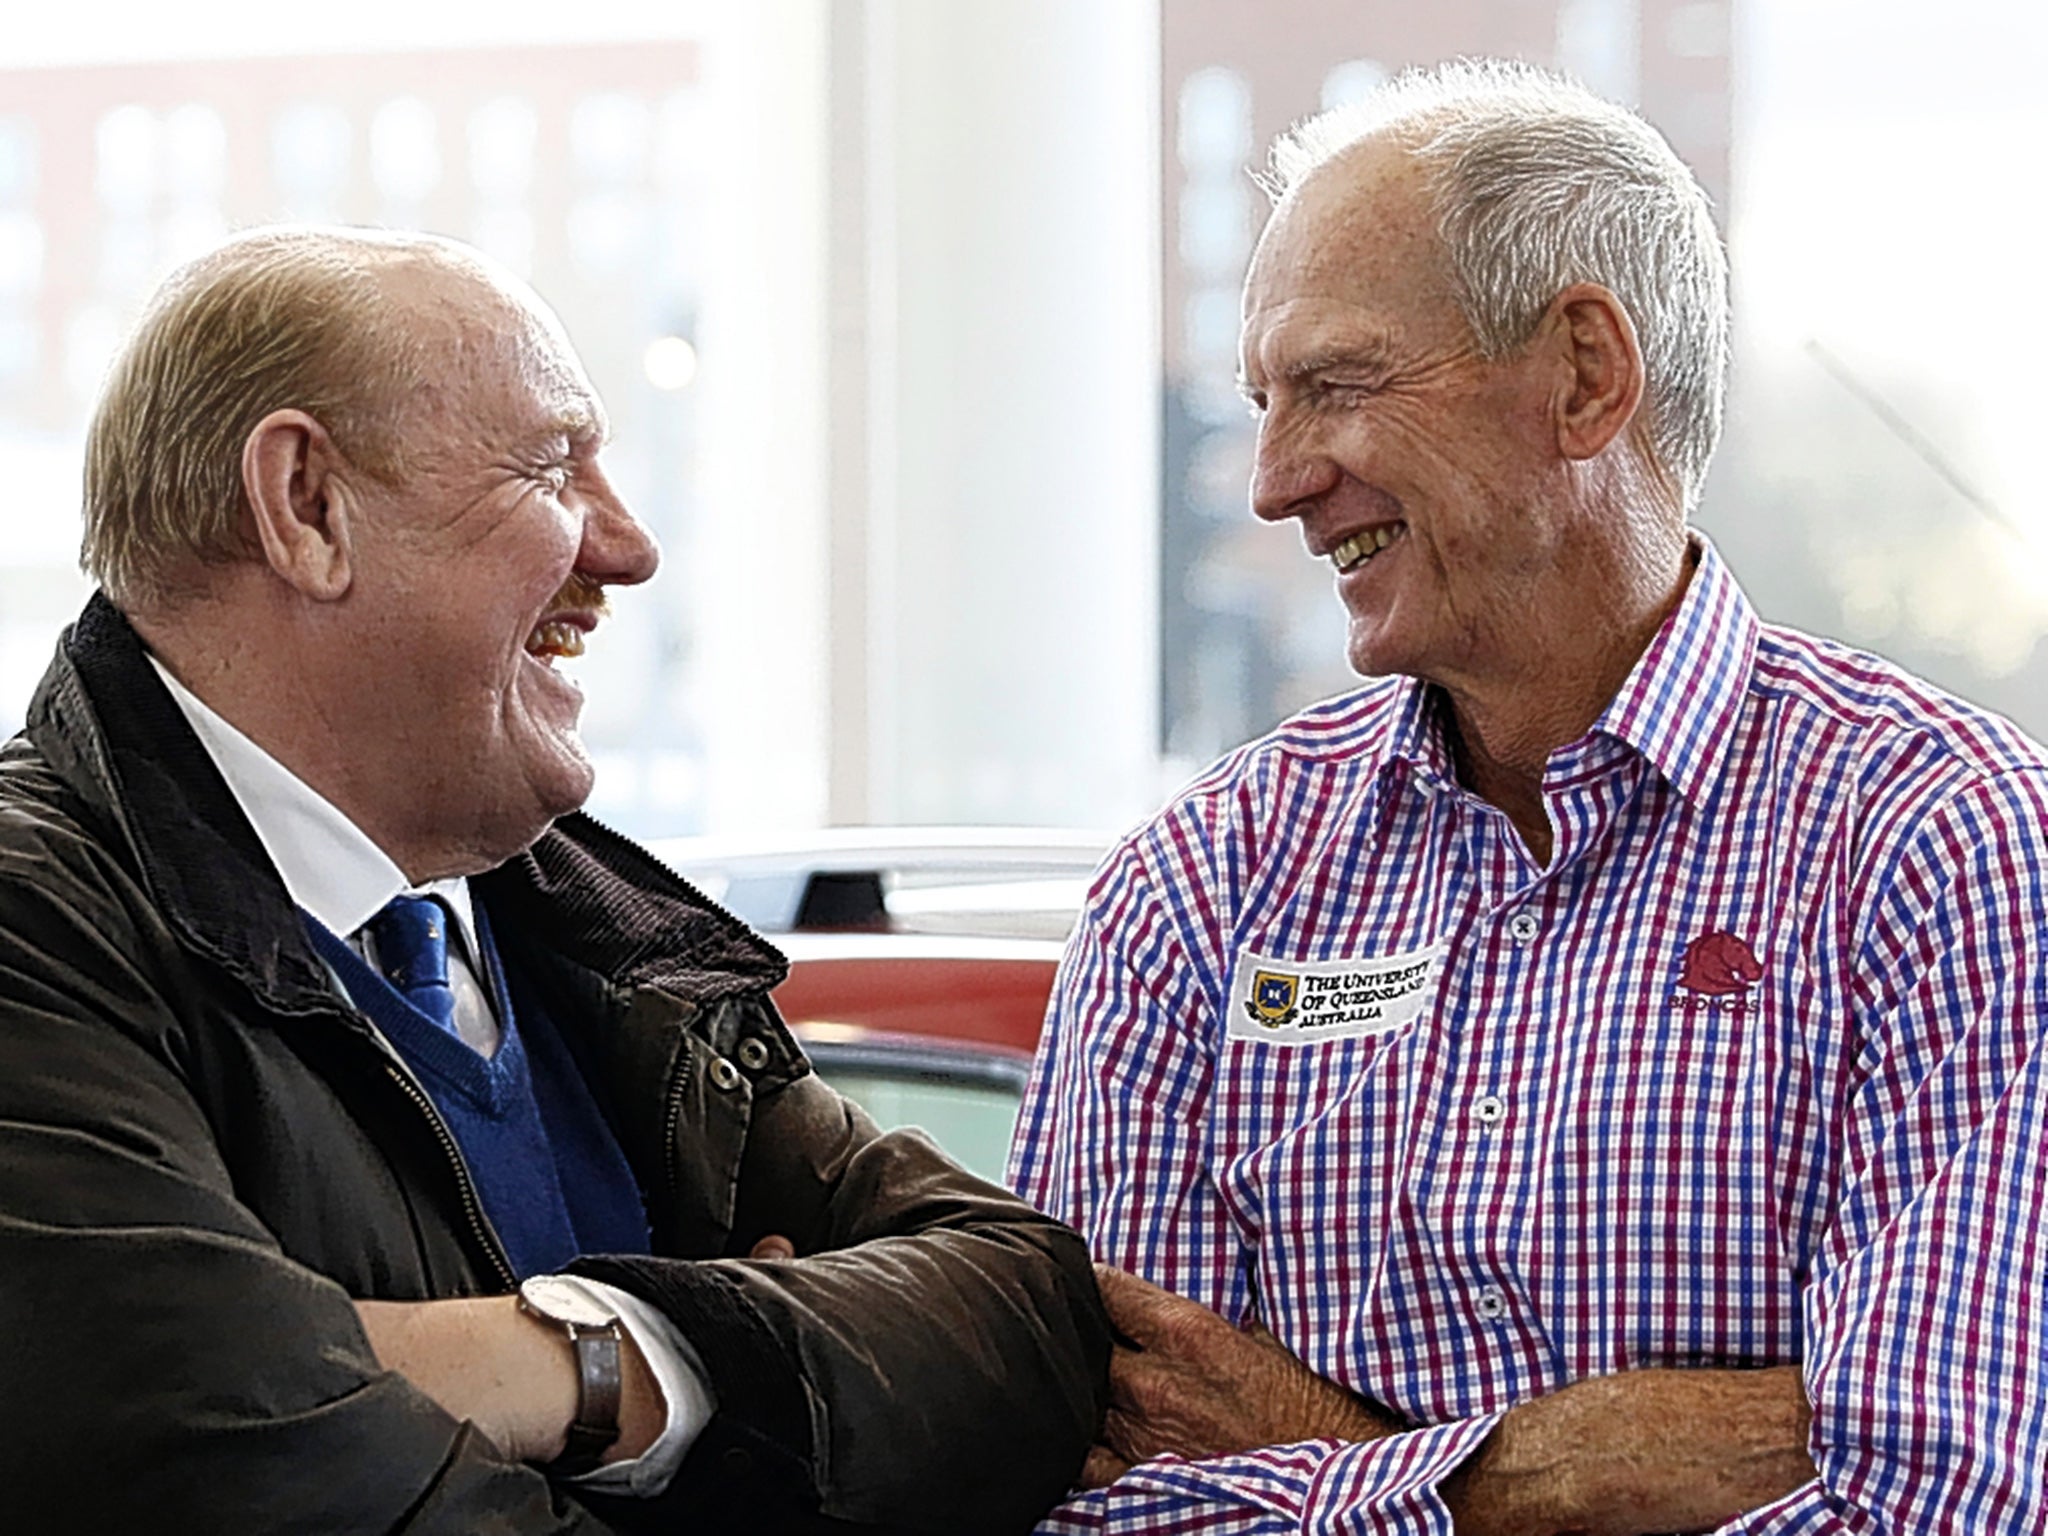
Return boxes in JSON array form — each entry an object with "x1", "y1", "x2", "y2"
[
  {"x1": 382, "y1": 1060, "x2": 519, "y2": 1292},
  {"x1": 661, "y1": 1026, "x2": 692, "y2": 1217}
]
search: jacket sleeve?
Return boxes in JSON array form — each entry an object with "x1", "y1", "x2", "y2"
[
  {"x1": 0, "y1": 817, "x2": 616, "y2": 1534},
  {"x1": 572, "y1": 1053, "x2": 1114, "y2": 1536}
]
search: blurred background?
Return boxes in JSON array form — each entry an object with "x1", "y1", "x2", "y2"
[{"x1": 3, "y1": 0, "x2": 2043, "y2": 845}]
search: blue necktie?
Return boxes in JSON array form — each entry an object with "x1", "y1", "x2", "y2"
[{"x1": 367, "y1": 895, "x2": 459, "y2": 1035}]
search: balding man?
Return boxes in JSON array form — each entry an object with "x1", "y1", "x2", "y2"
[
  {"x1": 0, "y1": 227, "x2": 1108, "y2": 1533},
  {"x1": 1012, "y1": 59, "x2": 2048, "y2": 1534}
]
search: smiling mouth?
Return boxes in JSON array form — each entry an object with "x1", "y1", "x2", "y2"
[
  {"x1": 525, "y1": 620, "x2": 588, "y2": 664},
  {"x1": 1331, "y1": 523, "x2": 1404, "y2": 573}
]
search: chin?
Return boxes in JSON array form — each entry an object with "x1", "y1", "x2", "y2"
[
  {"x1": 530, "y1": 748, "x2": 598, "y2": 824},
  {"x1": 1345, "y1": 608, "x2": 1438, "y2": 682},
  {"x1": 467, "y1": 751, "x2": 597, "y2": 868},
  {"x1": 1346, "y1": 638, "x2": 1411, "y2": 681}
]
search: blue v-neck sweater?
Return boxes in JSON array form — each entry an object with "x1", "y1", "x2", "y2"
[{"x1": 306, "y1": 904, "x2": 650, "y2": 1278}]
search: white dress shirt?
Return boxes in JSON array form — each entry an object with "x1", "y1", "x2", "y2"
[{"x1": 148, "y1": 656, "x2": 712, "y2": 1496}]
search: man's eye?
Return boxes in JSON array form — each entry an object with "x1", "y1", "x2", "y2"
[{"x1": 536, "y1": 464, "x2": 572, "y2": 492}]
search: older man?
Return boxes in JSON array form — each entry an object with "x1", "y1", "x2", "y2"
[
  {"x1": 0, "y1": 227, "x2": 1108, "y2": 1532},
  {"x1": 1012, "y1": 59, "x2": 2048, "y2": 1534}
]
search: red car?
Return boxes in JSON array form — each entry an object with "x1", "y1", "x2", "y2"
[{"x1": 646, "y1": 829, "x2": 1103, "y2": 1181}]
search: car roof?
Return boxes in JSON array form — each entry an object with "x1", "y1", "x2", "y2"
[
  {"x1": 772, "y1": 936, "x2": 1062, "y2": 1055},
  {"x1": 648, "y1": 826, "x2": 1107, "y2": 937}
]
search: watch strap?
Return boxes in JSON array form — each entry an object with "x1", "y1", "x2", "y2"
[{"x1": 550, "y1": 1320, "x2": 623, "y2": 1477}]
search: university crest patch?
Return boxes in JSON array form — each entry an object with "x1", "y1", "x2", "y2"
[
  {"x1": 1245, "y1": 970, "x2": 1301, "y2": 1027},
  {"x1": 1227, "y1": 942, "x2": 1444, "y2": 1047}
]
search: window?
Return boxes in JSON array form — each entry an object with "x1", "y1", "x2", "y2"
[
  {"x1": 0, "y1": 39, "x2": 719, "y2": 836},
  {"x1": 1158, "y1": 0, "x2": 2045, "y2": 769}
]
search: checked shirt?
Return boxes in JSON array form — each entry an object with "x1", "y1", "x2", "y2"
[{"x1": 1011, "y1": 541, "x2": 2048, "y2": 1533}]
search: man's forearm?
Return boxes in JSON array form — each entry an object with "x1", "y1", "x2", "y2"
[
  {"x1": 1440, "y1": 1365, "x2": 1813, "y2": 1536},
  {"x1": 354, "y1": 1296, "x2": 665, "y2": 1467},
  {"x1": 1083, "y1": 1265, "x2": 1400, "y2": 1485},
  {"x1": 1085, "y1": 1265, "x2": 1813, "y2": 1532}
]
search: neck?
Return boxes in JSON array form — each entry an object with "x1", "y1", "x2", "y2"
[
  {"x1": 1439, "y1": 531, "x2": 1695, "y2": 866},
  {"x1": 132, "y1": 587, "x2": 465, "y2": 883}
]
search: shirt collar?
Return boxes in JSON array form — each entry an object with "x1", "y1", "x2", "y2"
[
  {"x1": 1589, "y1": 535, "x2": 1760, "y2": 806},
  {"x1": 1372, "y1": 535, "x2": 1757, "y2": 808},
  {"x1": 1381, "y1": 673, "x2": 1456, "y2": 786},
  {"x1": 146, "y1": 655, "x2": 480, "y2": 952}
]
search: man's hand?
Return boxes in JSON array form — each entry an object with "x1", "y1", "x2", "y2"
[
  {"x1": 1083, "y1": 1265, "x2": 1401, "y2": 1488},
  {"x1": 354, "y1": 1296, "x2": 665, "y2": 1468},
  {"x1": 1441, "y1": 1366, "x2": 1813, "y2": 1535}
]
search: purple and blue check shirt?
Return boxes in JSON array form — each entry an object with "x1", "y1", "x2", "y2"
[{"x1": 1011, "y1": 542, "x2": 2048, "y2": 1532}]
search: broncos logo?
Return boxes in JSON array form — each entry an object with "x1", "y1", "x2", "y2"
[{"x1": 1677, "y1": 931, "x2": 1763, "y2": 996}]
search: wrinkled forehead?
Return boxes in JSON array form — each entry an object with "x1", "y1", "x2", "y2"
[
  {"x1": 1244, "y1": 137, "x2": 1443, "y2": 309},
  {"x1": 1240, "y1": 137, "x2": 1469, "y2": 369},
  {"x1": 394, "y1": 255, "x2": 607, "y2": 436},
  {"x1": 504, "y1": 306, "x2": 606, "y2": 437}
]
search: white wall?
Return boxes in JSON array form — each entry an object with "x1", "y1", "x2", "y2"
[
  {"x1": 690, "y1": 0, "x2": 836, "y2": 833},
  {"x1": 696, "y1": 0, "x2": 1162, "y2": 834},
  {"x1": 851, "y1": 0, "x2": 1162, "y2": 829}
]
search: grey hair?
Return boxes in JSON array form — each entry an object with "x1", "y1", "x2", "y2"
[{"x1": 1261, "y1": 58, "x2": 1729, "y2": 510}]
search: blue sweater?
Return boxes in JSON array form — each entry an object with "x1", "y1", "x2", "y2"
[{"x1": 306, "y1": 902, "x2": 650, "y2": 1278}]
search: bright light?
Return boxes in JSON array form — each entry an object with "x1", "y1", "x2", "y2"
[
  {"x1": 642, "y1": 335, "x2": 698, "y2": 391},
  {"x1": 12, "y1": 2, "x2": 708, "y2": 68}
]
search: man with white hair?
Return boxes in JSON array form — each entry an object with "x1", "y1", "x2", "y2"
[
  {"x1": 1012, "y1": 58, "x2": 2048, "y2": 1533},
  {"x1": 0, "y1": 226, "x2": 1109, "y2": 1532}
]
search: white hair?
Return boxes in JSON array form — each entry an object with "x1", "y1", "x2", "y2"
[{"x1": 1261, "y1": 58, "x2": 1730, "y2": 510}]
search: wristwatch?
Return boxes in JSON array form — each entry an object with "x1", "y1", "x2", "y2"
[{"x1": 516, "y1": 1275, "x2": 624, "y2": 1476}]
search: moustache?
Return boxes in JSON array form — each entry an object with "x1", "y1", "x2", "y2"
[{"x1": 548, "y1": 573, "x2": 612, "y2": 621}]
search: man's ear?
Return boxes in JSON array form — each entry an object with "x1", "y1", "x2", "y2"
[
  {"x1": 241, "y1": 409, "x2": 355, "y2": 601},
  {"x1": 1544, "y1": 282, "x2": 1646, "y2": 465}
]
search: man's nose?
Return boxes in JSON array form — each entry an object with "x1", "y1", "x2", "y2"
[
  {"x1": 580, "y1": 485, "x2": 661, "y2": 587},
  {"x1": 1248, "y1": 413, "x2": 1340, "y2": 524}
]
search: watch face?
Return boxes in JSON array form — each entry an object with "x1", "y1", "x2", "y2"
[{"x1": 518, "y1": 1276, "x2": 619, "y2": 1331}]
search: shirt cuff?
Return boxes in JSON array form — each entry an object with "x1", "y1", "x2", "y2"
[
  {"x1": 1035, "y1": 1412, "x2": 1505, "y2": 1534},
  {"x1": 545, "y1": 1275, "x2": 717, "y2": 1498},
  {"x1": 1305, "y1": 1410, "x2": 1504, "y2": 1530}
]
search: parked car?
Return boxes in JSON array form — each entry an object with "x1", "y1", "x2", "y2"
[{"x1": 646, "y1": 829, "x2": 1105, "y2": 1181}]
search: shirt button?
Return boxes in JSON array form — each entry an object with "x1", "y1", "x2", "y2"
[
  {"x1": 1507, "y1": 909, "x2": 1540, "y2": 945},
  {"x1": 1475, "y1": 1094, "x2": 1506, "y2": 1128},
  {"x1": 708, "y1": 1056, "x2": 742, "y2": 1091},
  {"x1": 1476, "y1": 1285, "x2": 1509, "y2": 1321}
]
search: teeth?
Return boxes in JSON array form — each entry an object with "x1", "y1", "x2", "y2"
[
  {"x1": 1331, "y1": 524, "x2": 1401, "y2": 573},
  {"x1": 526, "y1": 620, "x2": 586, "y2": 660}
]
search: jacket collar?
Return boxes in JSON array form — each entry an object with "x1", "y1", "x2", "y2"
[{"x1": 27, "y1": 593, "x2": 785, "y2": 1015}]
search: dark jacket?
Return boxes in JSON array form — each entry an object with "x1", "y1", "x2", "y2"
[{"x1": 0, "y1": 595, "x2": 1109, "y2": 1533}]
